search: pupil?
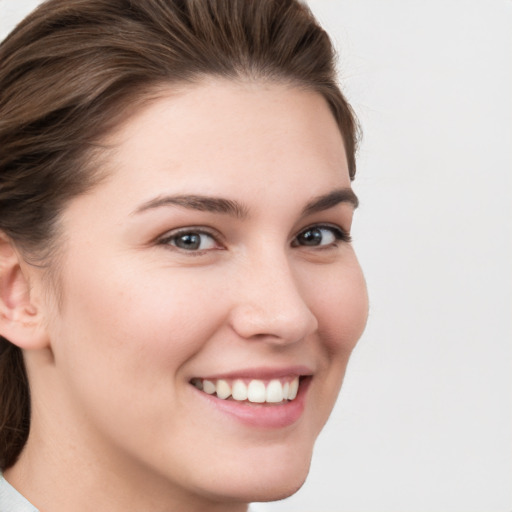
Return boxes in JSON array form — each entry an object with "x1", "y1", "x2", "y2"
[
  {"x1": 177, "y1": 233, "x2": 200, "y2": 250},
  {"x1": 300, "y1": 229, "x2": 322, "y2": 246}
]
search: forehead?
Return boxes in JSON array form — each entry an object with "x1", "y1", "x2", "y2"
[
  {"x1": 111, "y1": 81, "x2": 346, "y2": 175},
  {"x1": 75, "y1": 80, "x2": 351, "y2": 220}
]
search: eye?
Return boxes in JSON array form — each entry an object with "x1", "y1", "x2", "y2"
[
  {"x1": 159, "y1": 229, "x2": 219, "y2": 251},
  {"x1": 293, "y1": 225, "x2": 350, "y2": 248}
]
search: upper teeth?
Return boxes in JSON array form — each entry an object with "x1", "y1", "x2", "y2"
[{"x1": 192, "y1": 377, "x2": 300, "y2": 403}]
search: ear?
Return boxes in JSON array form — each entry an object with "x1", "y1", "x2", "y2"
[{"x1": 0, "y1": 233, "x2": 50, "y2": 350}]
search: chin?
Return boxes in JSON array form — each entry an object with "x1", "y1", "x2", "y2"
[
  {"x1": 206, "y1": 471, "x2": 310, "y2": 506},
  {"x1": 199, "y1": 446, "x2": 313, "y2": 505},
  {"x1": 244, "y1": 470, "x2": 310, "y2": 503}
]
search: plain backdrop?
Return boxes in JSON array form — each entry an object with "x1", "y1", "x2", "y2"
[{"x1": 1, "y1": 1, "x2": 511, "y2": 511}]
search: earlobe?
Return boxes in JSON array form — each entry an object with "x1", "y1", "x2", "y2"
[{"x1": 0, "y1": 233, "x2": 50, "y2": 350}]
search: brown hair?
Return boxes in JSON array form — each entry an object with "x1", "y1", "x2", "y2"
[{"x1": 0, "y1": 0, "x2": 359, "y2": 470}]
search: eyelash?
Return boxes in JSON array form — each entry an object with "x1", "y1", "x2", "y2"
[
  {"x1": 291, "y1": 224, "x2": 352, "y2": 248},
  {"x1": 158, "y1": 227, "x2": 221, "y2": 253},
  {"x1": 158, "y1": 224, "x2": 351, "y2": 253}
]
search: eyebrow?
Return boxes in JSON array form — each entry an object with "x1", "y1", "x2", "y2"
[
  {"x1": 133, "y1": 194, "x2": 249, "y2": 219},
  {"x1": 302, "y1": 188, "x2": 359, "y2": 215},
  {"x1": 133, "y1": 187, "x2": 358, "y2": 218}
]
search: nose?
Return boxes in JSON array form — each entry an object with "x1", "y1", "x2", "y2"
[{"x1": 228, "y1": 252, "x2": 318, "y2": 344}]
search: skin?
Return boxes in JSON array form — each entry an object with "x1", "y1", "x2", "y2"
[{"x1": 3, "y1": 80, "x2": 368, "y2": 512}]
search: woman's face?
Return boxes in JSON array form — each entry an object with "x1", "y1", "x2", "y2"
[{"x1": 38, "y1": 81, "x2": 368, "y2": 506}]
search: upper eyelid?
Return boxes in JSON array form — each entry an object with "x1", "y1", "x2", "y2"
[
  {"x1": 158, "y1": 226, "x2": 221, "y2": 241},
  {"x1": 295, "y1": 222, "x2": 350, "y2": 236}
]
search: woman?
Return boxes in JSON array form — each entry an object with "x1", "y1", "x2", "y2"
[{"x1": 0, "y1": 0, "x2": 368, "y2": 510}]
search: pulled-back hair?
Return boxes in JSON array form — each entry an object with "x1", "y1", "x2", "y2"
[{"x1": 0, "y1": 0, "x2": 359, "y2": 470}]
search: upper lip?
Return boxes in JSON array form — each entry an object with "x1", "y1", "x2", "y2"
[{"x1": 194, "y1": 365, "x2": 314, "y2": 381}]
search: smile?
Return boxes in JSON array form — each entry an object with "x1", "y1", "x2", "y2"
[{"x1": 190, "y1": 376, "x2": 301, "y2": 404}]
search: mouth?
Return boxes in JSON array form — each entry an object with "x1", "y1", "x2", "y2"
[
  {"x1": 189, "y1": 375, "x2": 305, "y2": 404},
  {"x1": 188, "y1": 368, "x2": 313, "y2": 428}
]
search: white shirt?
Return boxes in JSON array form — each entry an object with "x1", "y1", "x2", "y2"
[{"x1": 0, "y1": 475, "x2": 39, "y2": 512}]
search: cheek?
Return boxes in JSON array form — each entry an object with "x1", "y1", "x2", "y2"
[
  {"x1": 55, "y1": 266, "x2": 219, "y2": 370},
  {"x1": 308, "y1": 259, "x2": 368, "y2": 426},
  {"x1": 48, "y1": 262, "x2": 228, "y2": 443},
  {"x1": 52, "y1": 254, "x2": 242, "y2": 408},
  {"x1": 311, "y1": 258, "x2": 368, "y2": 354}
]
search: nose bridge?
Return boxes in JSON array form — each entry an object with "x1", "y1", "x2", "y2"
[{"x1": 229, "y1": 245, "x2": 318, "y2": 343}]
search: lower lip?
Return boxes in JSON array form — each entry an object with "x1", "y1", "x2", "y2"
[{"x1": 193, "y1": 377, "x2": 311, "y2": 429}]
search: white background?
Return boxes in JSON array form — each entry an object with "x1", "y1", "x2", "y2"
[{"x1": 1, "y1": 1, "x2": 511, "y2": 511}]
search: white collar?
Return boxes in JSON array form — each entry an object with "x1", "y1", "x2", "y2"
[{"x1": 0, "y1": 474, "x2": 40, "y2": 512}]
